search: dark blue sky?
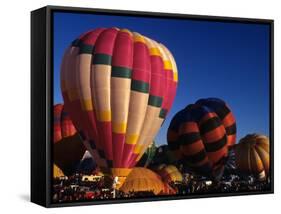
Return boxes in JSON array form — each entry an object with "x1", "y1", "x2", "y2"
[{"x1": 53, "y1": 12, "x2": 270, "y2": 145}]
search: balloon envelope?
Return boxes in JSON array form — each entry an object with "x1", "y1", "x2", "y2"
[
  {"x1": 233, "y1": 134, "x2": 269, "y2": 179},
  {"x1": 61, "y1": 27, "x2": 178, "y2": 181},
  {"x1": 167, "y1": 98, "x2": 236, "y2": 179},
  {"x1": 158, "y1": 165, "x2": 183, "y2": 183},
  {"x1": 53, "y1": 104, "x2": 86, "y2": 175},
  {"x1": 119, "y1": 167, "x2": 171, "y2": 195}
]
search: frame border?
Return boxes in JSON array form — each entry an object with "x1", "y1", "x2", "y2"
[{"x1": 33, "y1": 5, "x2": 274, "y2": 207}]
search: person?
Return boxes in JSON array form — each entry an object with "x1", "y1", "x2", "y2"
[{"x1": 112, "y1": 176, "x2": 119, "y2": 198}]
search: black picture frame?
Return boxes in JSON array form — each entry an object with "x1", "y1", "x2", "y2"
[{"x1": 31, "y1": 5, "x2": 274, "y2": 208}]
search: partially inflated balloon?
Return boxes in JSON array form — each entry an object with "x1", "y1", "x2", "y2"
[
  {"x1": 120, "y1": 167, "x2": 168, "y2": 195},
  {"x1": 233, "y1": 134, "x2": 269, "y2": 179},
  {"x1": 167, "y1": 98, "x2": 236, "y2": 179},
  {"x1": 157, "y1": 165, "x2": 183, "y2": 183},
  {"x1": 61, "y1": 28, "x2": 178, "y2": 184}
]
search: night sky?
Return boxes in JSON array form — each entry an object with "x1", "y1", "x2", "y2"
[{"x1": 53, "y1": 12, "x2": 270, "y2": 145}]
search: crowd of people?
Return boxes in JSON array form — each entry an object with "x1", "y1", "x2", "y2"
[
  {"x1": 53, "y1": 174, "x2": 157, "y2": 203},
  {"x1": 52, "y1": 172, "x2": 271, "y2": 203},
  {"x1": 172, "y1": 176, "x2": 270, "y2": 195},
  {"x1": 53, "y1": 174, "x2": 115, "y2": 203}
]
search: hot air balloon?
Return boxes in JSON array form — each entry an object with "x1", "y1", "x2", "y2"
[
  {"x1": 157, "y1": 165, "x2": 183, "y2": 183},
  {"x1": 233, "y1": 134, "x2": 269, "y2": 180},
  {"x1": 53, "y1": 104, "x2": 86, "y2": 175},
  {"x1": 167, "y1": 98, "x2": 236, "y2": 179},
  {"x1": 119, "y1": 167, "x2": 173, "y2": 195},
  {"x1": 196, "y1": 98, "x2": 236, "y2": 147},
  {"x1": 61, "y1": 27, "x2": 178, "y2": 186}
]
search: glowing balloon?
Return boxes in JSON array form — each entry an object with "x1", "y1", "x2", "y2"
[
  {"x1": 233, "y1": 134, "x2": 269, "y2": 179},
  {"x1": 61, "y1": 27, "x2": 178, "y2": 184},
  {"x1": 157, "y1": 165, "x2": 183, "y2": 183},
  {"x1": 120, "y1": 167, "x2": 170, "y2": 195}
]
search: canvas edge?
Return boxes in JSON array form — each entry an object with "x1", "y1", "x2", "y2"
[{"x1": 30, "y1": 5, "x2": 274, "y2": 208}]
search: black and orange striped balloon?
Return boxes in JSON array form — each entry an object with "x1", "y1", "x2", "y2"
[{"x1": 167, "y1": 98, "x2": 236, "y2": 179}]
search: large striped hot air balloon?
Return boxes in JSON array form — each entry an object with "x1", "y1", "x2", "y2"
[
  {"x1": 53, "y1": 104, "x2": 86, "y2": 175},
  {"x1": 61, "y1": 27, "x2": 178, "y2": 186},
  {"x1": 233, "y1": 134, "x2": 269, "y2": 180},
  {"x1": 167, "y1": 98, "x2": 236, "y2": 179}
]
